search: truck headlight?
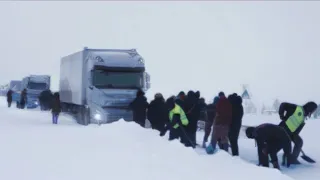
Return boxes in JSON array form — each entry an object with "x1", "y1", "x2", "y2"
[
  {"x1": 94, "y1": 113, "x2": 102, "y2": 121},
  {"x1": 34, "y1": 101, "x2": 39, "y2": 105}
]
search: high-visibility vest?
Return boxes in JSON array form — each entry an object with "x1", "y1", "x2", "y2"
[
  {"x1": 285, "y1": 106, "x2": 305, "y2": 133},
  {"x1": 169, "y1": 104, "x2": 189, "y2": 129}
]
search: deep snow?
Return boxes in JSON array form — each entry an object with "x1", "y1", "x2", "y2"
[{"x1": 0, "y1": 98, "x2": 317, "y2": 180}]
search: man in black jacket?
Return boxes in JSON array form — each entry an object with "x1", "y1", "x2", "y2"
[
  {"x1": 228, "y1": 94, "x2": 244, "y2": 156},
  {"x1": 175, "y1": 91, "x2": 186, "y2": 110},
  {"x1": 278, "y1": 101, "x2": 318, "y2": 164},
  {"x1": 246, "y1": 123, "x2": 293, "y2": 170},
  {"x1": 147, "y1": 93, "x2": 168, "y2": 133},
  {"x1": 184, "y1": 91, "x2": 201, "y2": 148},
  {"x1": 6, "y1": 89, "x2": 13, "y2": 108},
  {"x1": 129, "y1": 89, "x2": 149, "y2": 128}
]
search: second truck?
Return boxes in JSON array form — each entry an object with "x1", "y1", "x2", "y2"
[{"x1": 60, "y1": 47, "x2": 151, "y2": 125}]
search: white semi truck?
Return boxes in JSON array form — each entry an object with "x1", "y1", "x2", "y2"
[
  {"x1": 59, "y1": 47, "x2": 151, "y2": 125},
  {"x1": 21, "y1": 75, "x2": 51, "y2": 108}
]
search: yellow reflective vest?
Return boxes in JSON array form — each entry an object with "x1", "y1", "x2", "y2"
[
  {"x1": 169, "y1": 104, "x2": 189, "y2": 129},
  {"x1": 285, "y1": 106, "x2": 305, "y2": 133}
]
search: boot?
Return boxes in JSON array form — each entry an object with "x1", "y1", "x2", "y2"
[
  {"x1": 202, "y1": 141, "x2": 207, "y2": 148},
  {"x1": 290, "y1": 159, "x2": 301, "y2": 165},
  {"x1": 222, "y1": 143, "x2": 229, "y2": 152},
  {"x1": 291, "y1": 148, "x2": 302, "y2": 165},
  {"x1": 272, "y1": 161, "x2": 280, "y2": 170}
]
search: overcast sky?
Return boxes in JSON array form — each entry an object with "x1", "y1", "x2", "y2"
[{"x1": 1, "y1": 1, "x2": 319, "y2": 105}]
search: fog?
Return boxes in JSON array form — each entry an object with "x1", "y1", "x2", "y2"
[{"x1": 1, "y1": 1, "x2": 320, "y2": 105}]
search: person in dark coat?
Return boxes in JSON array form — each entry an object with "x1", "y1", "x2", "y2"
[
  {"x1": 51, "y1": 92, "x2": 61, "y2": 124},
  {"x1": 198, "y1": 97, "x2": 207, "y2": 122},
  {"x1": 147, "y1": 93, "x2": 169, "y2": 133},
  {"x1": 175, "y1": 91, "x2": 186, "y2": 110},
  {"x1": 129, "y1": 89, "x2": 149, "y2": 128},
  {"x1": 202, "y1": 96, "x2": 219, "y2": 148},
  {"x1": 278, "y1": 101, "x2": 318, "y2": 164},
  {"x1": 246, "y1": 123, "x2": 293, "y2": 170},
  {"x1": 6, "y1": 89, "x2": 13, "y2": 108},
  {"x1": 20, "y1": 89, "x2": 27, "y2": 109},
  {"x1": 39, "y1": 90, "x2": 53, "y2": 111},
  {"x1": 184, "y1": 91, "x2": 201, "y2": 148},
  {"x1": 207, "y1": 92, "x2": 232, "y2": 153},
  {"x1": 161, "y1": 96, "x2": 189, "y2": 147},
  {"x1": 228, "y1": 94, "x2": 244, "y2": 156},
  {"x1": 195, "y1": 91, "x2": 200, "y2": 100}
]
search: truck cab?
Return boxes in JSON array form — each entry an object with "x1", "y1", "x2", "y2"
[
  {"x1": 60, "y1": 48, "x2": 151, "y2": 125},
  {"x1": 22, "y1": 75, "x2": 51, "y2": 109}
]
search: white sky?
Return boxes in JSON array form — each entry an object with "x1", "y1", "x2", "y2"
[{"x1": 0, "y1": 1, "x2": 319, "y2": 105}]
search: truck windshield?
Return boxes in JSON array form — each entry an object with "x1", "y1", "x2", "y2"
[
  {"x1": 27, "y1": 82, "x2": 47, "y2": 90},
  {"x1": 92, "y1": 70, "x2": 143, "y2": 89}
]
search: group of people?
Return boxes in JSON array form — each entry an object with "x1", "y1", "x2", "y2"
[
  {"x1": 129, "y1": 89, "x2": 318, "y2": 170},
  {"x1": 129, "y1": 89, "x2": 244, "y2": 155},
  {"x1": 245, "y1": 101, "x2": 317, "y2": 169},
  {"x1": 6, "y1": 88, "x2": 62, "y2": 124}
]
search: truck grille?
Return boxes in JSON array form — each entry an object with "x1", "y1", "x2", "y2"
[{"x1": 103, "y1": 108, "x2": 133, "y2": 123}]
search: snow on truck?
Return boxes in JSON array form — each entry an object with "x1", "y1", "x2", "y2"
[{"x1": 59, "y1": 47, "x2": 151, "y2": 125}]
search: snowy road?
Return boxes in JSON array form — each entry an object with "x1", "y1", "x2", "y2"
[{"x1": 0, "y1": 98, "x2": 317, "y2": 180}]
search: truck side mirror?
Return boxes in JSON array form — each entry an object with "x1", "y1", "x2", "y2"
[{"x1": 145, "y1": 72, "x2": 151, "y2": 90}]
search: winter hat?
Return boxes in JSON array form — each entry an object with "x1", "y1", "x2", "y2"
[
  {"x1": 166, "y1": 96, "x2": 176, "y2": 110},
  {"x1": 178, "y1": 91, "x2": 185, "y2": 96},
  {"x1": 136, "y1": 89, "x2": 145, "y2": 97},
  {"x1": 195, "y1": 91, "x2": 200, "y2": 99},
  {"x1": 155, "y1": 93, "x2": 163, "y2": 99},
  {"x1": 236, "y1": 95, "x2": 243, "y2": 104},
  {"x1": 245, "y1": 127, "x2": 255, "y2": 139},
  {"x1": 303, "y1": 101, "x2": 318, "y2": 115},
  {"x1": 218, "y1": 91, "x2": 225, "y2": 98}
]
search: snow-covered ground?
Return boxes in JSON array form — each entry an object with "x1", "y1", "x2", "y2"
[{"x1": 0, "y1": 98, "x2": 318, "y2": 180}]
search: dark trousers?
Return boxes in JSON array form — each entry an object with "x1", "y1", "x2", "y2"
[
  {"x1": 260, "y1": 143, "x2": 282, "y2": 167},
  {"x1": 169, "y1": 126, "x2": 191, "y2": 147},
  {"x1": 291, "y1": 135, "x2": 303, "y2": 160},
  {"x1": 134, "y1": 119, "x2": 145, "y2": 128},
  {"x1": 229, "y1": 125, "x2": 241, "y2": 156},
  {"x1": 203, "y1": 121, "x2": 213, "y2": 142},
  {"x1": 20, "y1": 103, "x2": 25, "y2": 109},
  {"x1": 52, "y1": 113, "x2": 59, "y2": 124},
  {"x1": 7, "y1": 101, "x2": 12, "y2": 108}
]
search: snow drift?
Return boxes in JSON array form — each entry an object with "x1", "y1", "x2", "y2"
[{"x1": 0, "y1": 99, "x2": 294, "y2": 180}]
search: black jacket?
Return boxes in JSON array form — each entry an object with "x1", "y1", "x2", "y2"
[
  {"x1": 184, "y1": 91, "x2": 201, "y2": 132},
  {"x1": 6, "y1": 90, "x2": 13, "y2": 102},
  {"x1": 129, "y1": 96, "x2": 149, "y2": 123},
  {"x1": 230, "y1": 95, "x2": 244, "y2": 130},
  {"x1": 147, "y1": 98, "x2": 169, "y2": 131},
  {"x1": 278, "y1": 102, "x2": 304, "y2": 136},
  {"x1": 206, "y1": 103, "x2": 216, "y2": 123},
  {"x1": 253, "y1": 123, "x2": 292, "y2": 164}
]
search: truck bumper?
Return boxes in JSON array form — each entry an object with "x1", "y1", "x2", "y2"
[
  {"x1": 90, "y1": 107, "x2": 133, "y2": 124},
  {"x1": 26, "y1": 99, "x2": 39, "y2": 109}
]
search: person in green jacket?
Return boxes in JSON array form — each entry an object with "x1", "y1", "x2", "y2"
[{"x1": 160, "y1": 96, "x2": 190, "y2": 146}]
